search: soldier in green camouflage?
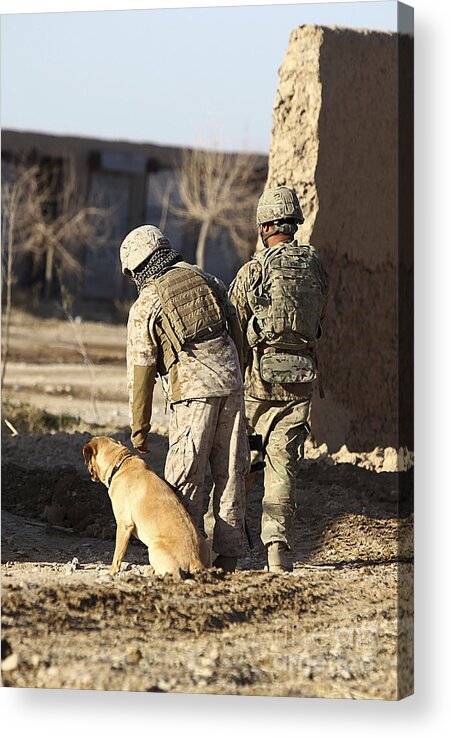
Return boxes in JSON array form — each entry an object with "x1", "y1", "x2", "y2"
[
  {"x1": 120, "y1": 225, "x2": 249, "y2": 572},
  {"x1": 229, "y1": 187, "x2": 328, "y2": 572}
]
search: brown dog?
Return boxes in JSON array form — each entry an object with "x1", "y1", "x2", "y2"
[{"x1": 82, "y1": 436, "x2": 210, "y2": 577}]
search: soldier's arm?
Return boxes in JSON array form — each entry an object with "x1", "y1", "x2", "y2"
[
  {"x1": 229, "y1": 265, "x2": 254, "y2": 367},
  {"x1": 226, "y1": 311, "x2": 244, "y2": 377},
  {"x1": 126, "y1": 298, "x2": 158, "y2": 451}
]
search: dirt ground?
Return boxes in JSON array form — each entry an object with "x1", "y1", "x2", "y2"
[{"x1": 1, "y1": 311, "x2": 413, "y2": 699}]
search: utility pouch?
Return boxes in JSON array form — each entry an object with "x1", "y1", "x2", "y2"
[{"x1": 259, "y1": 352, "x2": 317, "y2": 384}]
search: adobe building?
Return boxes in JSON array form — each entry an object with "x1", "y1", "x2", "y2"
[
  {"x1": 265, "y1": 25, "x2": 413, "y2": 451},
  {"x1": 2, "y1": 130, "x2": 267, "y2": 305}
]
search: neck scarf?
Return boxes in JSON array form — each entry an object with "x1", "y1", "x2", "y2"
[{"x1": 134, "y1": 247, "x2": 183, "y2": 293}]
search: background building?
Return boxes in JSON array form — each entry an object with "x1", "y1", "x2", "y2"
[{"x1": 2, "y1": 129, "x2": 267, "y2": 310}]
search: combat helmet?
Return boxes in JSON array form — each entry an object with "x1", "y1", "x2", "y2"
[
  {"x1": 120, "y1": 225, "x2": 171, "y2": 276},
  {"x1": 256, "y1": 186, "x2": 304, "y2": 243}
]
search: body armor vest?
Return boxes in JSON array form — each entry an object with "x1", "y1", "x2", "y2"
[{"x1": 154, "y1": 264, "x2": 226, "y2": 372}]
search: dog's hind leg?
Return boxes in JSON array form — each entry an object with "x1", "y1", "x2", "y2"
[
  {"x1": 148, "y1": 542, "x2": 184, "y2": 580},
  {"x1": 109, "y1": 522, "x2": 134, "y2": 575}
]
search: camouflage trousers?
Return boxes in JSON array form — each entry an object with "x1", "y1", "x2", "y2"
[
  {"x1": 165, "y1": 391, "x2": 249, "y2": 557},
  {"x1": 245, "y1": 397, "x2": 311, "y2": 549}
]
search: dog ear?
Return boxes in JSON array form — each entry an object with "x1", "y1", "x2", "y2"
[
  {"x1": 83, "y1": 442, "x2": 94, "y2": 466},
  {"x1": 83, "y1": 440, "x2": 101, "y2": 482}
]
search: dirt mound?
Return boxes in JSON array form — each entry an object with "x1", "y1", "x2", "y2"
[
  {"x1": 1, "y1": 430, "x2": 169, "y2": 540},
  {"x1": 2, "y1": 464, "x2": 118, "y2": 539}
]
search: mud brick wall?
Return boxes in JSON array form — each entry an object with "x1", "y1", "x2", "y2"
[{"x1": 266, "y1": 25, "x2": 413, "y2": 452}]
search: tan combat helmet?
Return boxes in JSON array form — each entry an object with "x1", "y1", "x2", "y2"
[
  {"x1": 256, "y1": 186, "x2": 304, "y2": 243},
  {"x1": 120, "y1": 225, "x2": 171, "y2": 276}
]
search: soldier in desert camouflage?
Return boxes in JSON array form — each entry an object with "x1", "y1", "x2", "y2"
[
  {"x1": 229, "y1": 187, "x2": 328, "y2": 572},
  {"x1": 120, "y1": 225, "x2": 249, "y2": 572}
]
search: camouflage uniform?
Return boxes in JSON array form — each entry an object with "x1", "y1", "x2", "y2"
[
  {"x1": 126, "y1": 265, "x2": 248, "y2": 557},
  {"x1": 229, "y1": 245, "x2": 326, "y2": 549}
]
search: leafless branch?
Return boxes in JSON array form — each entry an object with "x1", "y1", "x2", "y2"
[
  {"x1": 1, "y1": 156, "x2": 112, "y2": 389},
  {"x1": 56, "y1": 267, "x2": 99, "y2": 425},
  {"x1": 171, "y1": 147, "x2": 260, "y2": 270}
]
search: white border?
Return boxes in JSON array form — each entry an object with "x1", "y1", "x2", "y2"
[{"x1": 1, "y1": 0, "x2": 450, "y2": 735}]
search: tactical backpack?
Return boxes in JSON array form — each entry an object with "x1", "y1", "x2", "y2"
[
  {"x1": 247, "y1": 241, "x2": 328, "y2": 385},
  {"x1": 154, "y1": 263, "x2": 226, "y2": 368}
]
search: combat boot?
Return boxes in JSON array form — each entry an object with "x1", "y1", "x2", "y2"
[
  {"x1": 213, "y1": 555, "x2": 238, "y2": 573},
  {"x1": 267, "y1": 542, "x2": 293, "y2": 573}
]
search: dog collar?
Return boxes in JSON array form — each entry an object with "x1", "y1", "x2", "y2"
[{"x1": 107, "y1": 454, "x2": 134, "y2": 489}]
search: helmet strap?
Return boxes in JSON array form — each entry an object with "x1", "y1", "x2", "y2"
[{"x1": 260, "y1": 220, "x2": 297, "y2": 245}]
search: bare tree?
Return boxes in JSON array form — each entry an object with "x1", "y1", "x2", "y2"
[
  {"x1": 1, "y1": 157, "x2": 110, "y2": 389},
  {"x1": 171, "y1": 147, "x2": 260, "y2": 270},
  {"x1": 1, "y1": 162, "x2": 43, "y2": 388},
  {"x1": 23, "y1": 160, "x2": 110, "y2": 297},
  {"x1": 157, "y1": 177, "x2": 174, "y2": 233},
  {"x1": 56, "y1": 267, "x2": 99, "y2": 424}
]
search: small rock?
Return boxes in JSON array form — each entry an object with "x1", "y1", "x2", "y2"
[
  {"x1": 1, "y1": 639, "x2": 12, "y2": 660},
  {"x1": 369, "y1": 446, "x2": 385, "y2": 471},
  {"x1": 126, "y1": 648, "x2": 143, "y2": 664},
  {"x1": 382, "y1": 447, "x2": 398, "y2": 472},
  {"x1": 205, "y1": 645, "x2": 219, "y2": 661},
  {"x1": 2, "y1": 653, "x2": 19, "y2": 671},
  {"x1": 307, "y1": 442, "x2": 330, "y2": 460},
  {"x1": 340, "y1": 668, "x2": 353, "y2": 680},
  {"x1": 333, "y1": 444, "x2": 358, "y2": 465},
  {"x1": 64, "y1": 557, "x2": 81, "y2": 573}
]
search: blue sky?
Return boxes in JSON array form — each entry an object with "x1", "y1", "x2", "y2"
[{"x1": 1, "y1": 2, "x2": 399, "y2": 153}]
